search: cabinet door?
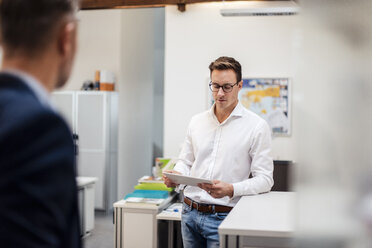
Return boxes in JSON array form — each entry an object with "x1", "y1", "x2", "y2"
[
  {"x1": 76, "y1": 93, "x2": 106, "y2": 151},
  {"x1": 123, "y1": 212, "x2": 153, "y2": 248},
  {"x1": 84, "y1": 184, "x2": 95, "y2": 232},
  {"x1": 78, "y1": 151, "x2": 106, "y2": 209},
  {"x1": 51, "y1": 92, "x2": 75, "y2": 132}
]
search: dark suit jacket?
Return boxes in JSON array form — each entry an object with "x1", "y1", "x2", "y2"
[{"x1": 0, "y1": 73, "x2": 81, "y2": 248}]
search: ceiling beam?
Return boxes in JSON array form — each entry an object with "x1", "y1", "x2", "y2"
[{"x1": 81, "y1": 0, "x2": 281, "y2": 11}]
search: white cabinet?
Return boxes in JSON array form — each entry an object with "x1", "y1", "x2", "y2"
[
  {"x1": 52, "y1": 91, "x2": 118, "y2": 211},
  {"x1": 113, "y1": 195, "x2": 176, "y2": 248},
  {"x1": 77, "y1": 177, "x2": 98, "y2": 237}
]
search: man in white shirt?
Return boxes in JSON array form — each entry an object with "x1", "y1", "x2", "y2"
[{"x1": 164, "y1": 56, "x2": 274, "y2": 248}]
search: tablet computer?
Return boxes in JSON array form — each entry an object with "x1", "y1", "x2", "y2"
[{"x1": 163, "y1": 172, "x2": 213, "y2": 187}]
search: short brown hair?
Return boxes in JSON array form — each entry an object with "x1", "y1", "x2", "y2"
[
  {"x1": 0, "y1": 0, "x2": 78, "y2": 57},
  {"x1": 209, "y1": 56, "x2": 242, "y2": 83}
]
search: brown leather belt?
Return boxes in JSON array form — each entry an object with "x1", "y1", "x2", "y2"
[{"x1": 183, "y1": 197, "x2": 233, "y2": 213}]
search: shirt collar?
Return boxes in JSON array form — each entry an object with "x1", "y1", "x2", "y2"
[
  {"x1": 2, "y1": 69, "x2": 52, "y2": 108},
  {"x1": 209, "y1": 101, "x2": 244, "y2": 123},
  {"x1": 230, "y1": 101, "x2": 244, "y2": 117}
]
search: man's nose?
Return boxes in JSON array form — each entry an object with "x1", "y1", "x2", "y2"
[{"x1": 217, "y1": 87, "x2": 225, "y2": 96}]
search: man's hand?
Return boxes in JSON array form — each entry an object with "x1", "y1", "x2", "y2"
[
  {"x1": 162, "y1": 170, "x2": 181, "y2": 188},
  {"x1": 198, "y1": 180, "x2": 234, "y2": 198}
]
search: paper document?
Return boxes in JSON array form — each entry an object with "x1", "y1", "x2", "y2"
[
  {"x1": 163, "y1": 172, "x2": 213, "y2": 187},
  {"x1": 125, "y1": 197, "x2": 165, "y2": 205}
]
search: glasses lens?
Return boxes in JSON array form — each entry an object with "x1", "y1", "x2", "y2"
[
  {"x1": 223, "y1": 84, "x2": 232, "y2": 92},
  {"x1": 210, "y1": 83, "x2": 219, "y2": 92}
]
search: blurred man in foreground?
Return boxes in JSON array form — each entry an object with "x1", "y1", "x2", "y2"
[{"x1": 0, "y1": 0, "x2": 81, "y2": 247}]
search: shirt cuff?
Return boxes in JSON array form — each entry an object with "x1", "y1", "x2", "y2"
[
  {"x1": 175, "y1": 184, "x2": 186, "y2": 193},
  {"x1": 172, "y1": 169, "x2": 186, "y2": 193},
  {"x1": 232, "y1": 182, "x2": 243, "y2": 199}
]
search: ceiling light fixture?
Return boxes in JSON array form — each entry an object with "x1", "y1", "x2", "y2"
[{"x1": 220, "y1": 1, "x2": 300, "y2": 17}]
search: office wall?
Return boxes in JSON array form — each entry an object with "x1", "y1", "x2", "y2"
[
  {"x1": 63, "y1": 8, "x2": 165, "y2": 200},
  {"x1": 64, "y1": 10, "x2": 122, "y2": 90},
  {"x1": 164, "y1": 3, "x2": 299, "y2": 161}
]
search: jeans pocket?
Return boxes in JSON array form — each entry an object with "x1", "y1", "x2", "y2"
[
  {"x1": 214, "y1": 212, "x2": 229, "y2": 221},
  {"x1": 182, "y1": 202, "x2": 191, "y2": 214}
]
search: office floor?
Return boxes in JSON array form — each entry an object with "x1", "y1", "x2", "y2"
[
  {"x1": 83, "y1": 210, "x2": 183, "y2": 248},
  {"x1": 83, "y1": 211, "x2": 114, "y2": 248}
]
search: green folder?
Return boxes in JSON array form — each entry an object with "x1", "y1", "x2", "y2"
[{"x1": 134, "y1": 183, "x2": 174, "y2": 192}]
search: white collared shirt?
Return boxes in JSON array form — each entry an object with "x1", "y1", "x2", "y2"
[
  {"x1": 2, "y1": 69, "x2": 52, "y2": 109},
  {"x1": 174, "y1": 102, "x2": 274, "y2": 207}
]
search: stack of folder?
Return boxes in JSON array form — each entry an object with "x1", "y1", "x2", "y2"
[
  {"x1": 124, "y1": 176, "x2": 174, "y2": 205},
  {"x1": 124, "y1": 190, "x2": 169, "y2": 205}
]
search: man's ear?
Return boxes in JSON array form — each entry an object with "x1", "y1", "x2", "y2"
[
  {"x1": 238, "y1": 80, "x2": 243, "y2": 89},
  {"x1": 57, "y1": 21, "x2": 77, "y2": 57}
]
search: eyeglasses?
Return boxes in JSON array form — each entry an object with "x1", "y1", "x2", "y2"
[{"x1": 209, "y1": 82, "x2": 239, "y2": 93}]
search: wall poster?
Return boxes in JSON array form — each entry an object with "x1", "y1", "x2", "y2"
[{"x1": 238, "y1": 78, "x2": 291, "y2": 136}]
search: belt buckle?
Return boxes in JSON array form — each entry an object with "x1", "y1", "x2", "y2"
[
  {"x1": 194, "y1": 201, "x2": 199, "y2": 211},
  {"x1": 211, "y1": 205, "x2": 215, "y2": 213}
]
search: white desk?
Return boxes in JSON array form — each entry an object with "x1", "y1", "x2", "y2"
[
  {"x1": 156, "y1": 203, "x2": 182, "y2": 221},
  {"x1": 76, "y1": 176, "x2": 98, "y2": 238},
  {"x1": 218, "y1": 192, "x2": 295, "y2": 248},
  {"x1": 156, "y1": 203, "x2": 182, "y2": 248},
  {"x1": 113, "y1": 194, "x2": 176, "y2": 248}
]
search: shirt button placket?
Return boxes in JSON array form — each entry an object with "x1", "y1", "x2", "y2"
[{"x1": 208, "y1": 125, "x2": 222, "y2": 178}]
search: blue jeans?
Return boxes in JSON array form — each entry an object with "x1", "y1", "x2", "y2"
[{"x1": 181, "y1": 202, "x2": 229, "y2": 248}]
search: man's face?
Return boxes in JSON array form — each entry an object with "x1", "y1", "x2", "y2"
[{"x1": 211, "y1": 69, "x2": 242, "y2": 112}]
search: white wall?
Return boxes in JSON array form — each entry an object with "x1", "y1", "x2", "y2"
[
  {"x1": 63, "y1": 10, "x2": 122, "y2": 90},
  {"x1": 164, "y1": 3, "x2": 299, "y2": 161}
]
